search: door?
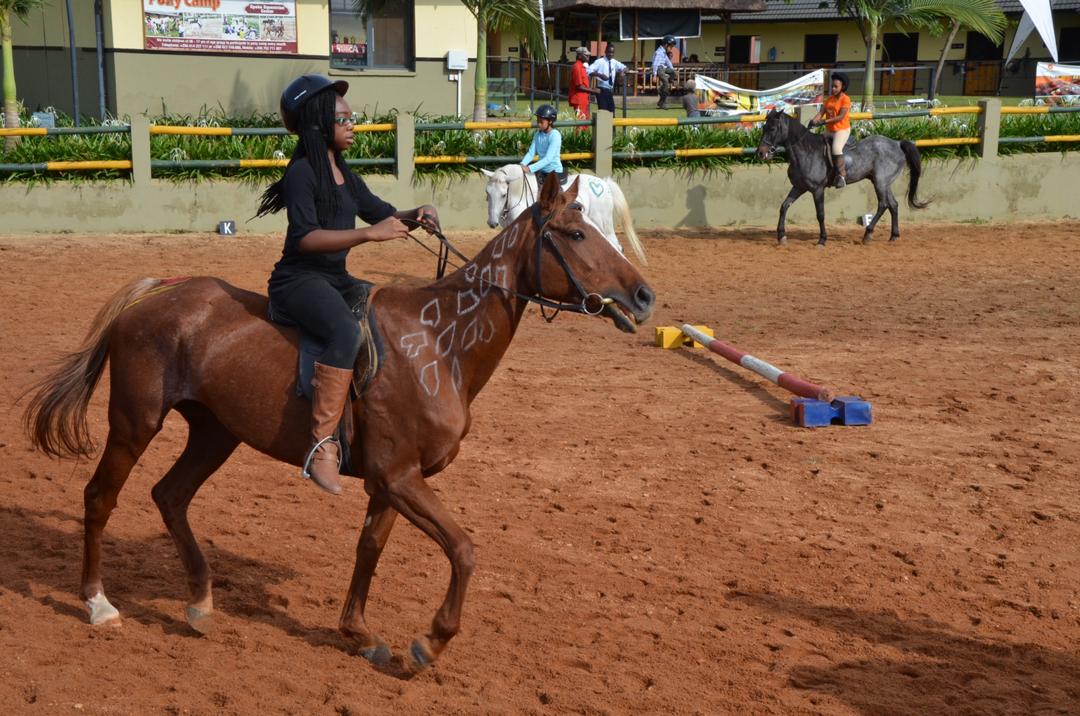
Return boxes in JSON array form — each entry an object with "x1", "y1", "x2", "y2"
[
  {"x1": 881, "y1": 32, "x2": 917, "y2": 95},
  {"x1": 963, "y1": 31, "x2": 1002, "y2": 95}
]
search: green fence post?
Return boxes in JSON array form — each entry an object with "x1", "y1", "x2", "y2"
[
  {"x1": 131, "y1": 115, "x2": 151, "y2": 184},
  {"x1": 593, "y1": 109, "x2": 613, "y2": 176},
  {"x1": 977, "y1": 98, "x2": 1000, "y2": 159},
  {"x1": 395, "y1": 112, "x2": 415, "y2": 186}
]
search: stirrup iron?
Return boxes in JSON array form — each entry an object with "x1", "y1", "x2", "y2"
[{"x1": 302, "y1": 434, "x2": 341, "y2": 479}]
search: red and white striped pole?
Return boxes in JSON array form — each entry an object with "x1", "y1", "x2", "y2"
[{"x1": 681, "y1": 324, "x2": 835, "y2": 403}]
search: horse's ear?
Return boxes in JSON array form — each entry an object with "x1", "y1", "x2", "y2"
[
  {"x1": 563, "y1": 176, "x2": 580, "y2": 203},
  {"x1": 480, "y1": 168, "x2": 494, "y2": 178},
  {"x1": 538, "y1": 170, "x2": 561, "y2": 208}
]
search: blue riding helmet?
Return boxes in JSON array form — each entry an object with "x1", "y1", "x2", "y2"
[{"x1": 280, "y1": 74, "x2": 349, "y2": 133}]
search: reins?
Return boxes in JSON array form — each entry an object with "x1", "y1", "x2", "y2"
[{"x1": 402, "y1": 201, "x2": 611, "y2": 322}]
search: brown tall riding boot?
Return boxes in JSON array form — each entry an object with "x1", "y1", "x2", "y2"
[
  {"x1": 302, "y1": 362, "x2": 354, "y2": 495},
  {"x1": 833, "y1": 154, "x2": 847, "y2": 188}
]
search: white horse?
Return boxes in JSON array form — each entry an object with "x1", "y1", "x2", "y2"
[{"x1": 481, "y1": 164, "x2": 647, "y2": 264}]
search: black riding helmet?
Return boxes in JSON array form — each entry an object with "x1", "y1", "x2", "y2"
[
  {"x1": 535, "y1": 104, "x2": 557, "y2": 121},
  {"x1": 831, "y1": 71, "x2": 850, "y2": 93},
  {"x1": 663, "y1": 35, "x2": 676, "y2": 46},
  {"x1": 280, "y1": 74, "x2": 349, "y2": 133}
]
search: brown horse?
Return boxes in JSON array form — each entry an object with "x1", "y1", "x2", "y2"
[{"x1": 23, "y1": 175, "x2": 654, "y2": 673}]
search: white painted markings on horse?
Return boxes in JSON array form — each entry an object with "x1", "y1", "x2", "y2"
[
  {"x1": 400, "y1": 331, "x2": 429, "y2": 359},
  {"x1": 479, "y1": 266, "x2": 493, "y2": 296},
  {"x1": 420, "y1": 298, "x2": 441, "y2": 327},
  {"x1": 505, "y1": 222, "x2": 521, "y2": 248},
  {"x1": 461, "y1": 316, "x2": 479, "y2": 352},
  {"x1": 464, "y1": 263, "x2": 478, "y2": 283},
  {"x1": 494, "y1": 266, "x2": 508, "y2": 291},
  {"x1": 437, "y1": 322, "x2": 457, "y2": 356},
  {"x1": 420, "y1": 361, "x2": 440, "y2": 396},
  {"x1": 457, "y1": 289, "x2": 480, "y2": 315},
  {"x1": 451, "y1": 357, "x2": 463, "y2": 392}
]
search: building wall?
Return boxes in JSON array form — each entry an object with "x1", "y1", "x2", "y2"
[{"x1": 4, "y1": 0, "x2": 480, "y2": 119}]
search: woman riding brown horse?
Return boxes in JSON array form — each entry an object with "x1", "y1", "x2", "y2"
[{"x1": 23, "y1": 174, "x2": 654, "y2": 673}]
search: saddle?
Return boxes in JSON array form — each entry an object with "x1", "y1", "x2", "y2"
[{"x1": 266, "y1": 282, "x2": 385, "y2": 477}]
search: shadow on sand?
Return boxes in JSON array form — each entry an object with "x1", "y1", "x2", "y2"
[
  {"x1": 0, "y1": 505, "x2": 416, "y2": 678},
  {"x1": 731, "y1": 589, "x2": 1080, "y2": 713}
]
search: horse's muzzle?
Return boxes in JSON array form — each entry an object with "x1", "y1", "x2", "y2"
[
  {"x1": 756, "y1": 144, "x2": 773, "y2": 161},
  {"x1": 487, "y1": 219, "x2": 499, "y2": 229}
]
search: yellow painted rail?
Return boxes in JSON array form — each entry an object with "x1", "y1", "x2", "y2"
[
  {"x1": 149, "y1": 123, "x2": 394, "y2": 135},
  {"x1": 675, "y1": 147, "x2": 750, "y2": 157},
  {"x1": 1045, "y1": 134, "x2": 1080, "y2": 142},
  {"x1": 913, "y1": 137, "x2": 980, "y2": 147},
  {"x1": 0, "y1": 127, "x2": 49, "y2": 136},
  {"x1": 46, "y1": 160, "x2": 133, "y2": 170}
]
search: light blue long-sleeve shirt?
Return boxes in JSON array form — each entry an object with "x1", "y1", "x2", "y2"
[{"x1": 521, "y1": 127, "x2": 563, "y2": 174}]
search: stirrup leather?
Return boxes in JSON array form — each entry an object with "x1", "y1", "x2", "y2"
[{"x1": 302, "y1": 435, "x2": 342, "y2": 479}]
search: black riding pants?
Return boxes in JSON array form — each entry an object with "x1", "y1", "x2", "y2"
[{"x1": 270, "y1": 276, "x2": 363, "y2": 369}]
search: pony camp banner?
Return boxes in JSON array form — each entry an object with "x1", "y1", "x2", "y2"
[
  {"x1": 143, "y1": 0, "x2": 297, "y2": 54},
  {"x1": 693, "y1": 69, "x2": 824, "y2": 116},
  {"x1": 1035, "y1": 62, "x2": 1080, "y2": 105}
]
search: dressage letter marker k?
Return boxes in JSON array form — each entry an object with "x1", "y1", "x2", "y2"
[{"x1": 217, "y1": 220, "x2": 236, "y2": 236}]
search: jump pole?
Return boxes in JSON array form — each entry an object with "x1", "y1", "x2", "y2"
[{"x1": 675, "y1": 324, "x2": 871, "y2": 427}]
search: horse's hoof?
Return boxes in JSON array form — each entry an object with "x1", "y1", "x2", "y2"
[
  {"x1": 358, "y1": 638, "x2": 393, "y2": 667},
  {"x1": 862, "y1": 234, "x2": 873, "y2": 244},
  {"x1": 777, "y1": 236, "x2": 787, "y2": 246},
  {"x1": 86, "y1": 593, "x2": 121, "y2": 627},
  {"x1": 406, "y1": 637, "x2": 437, "y2": 674},
  {"x1": 816, "y1": 240, "x2": 827, "y2": 248},
  {"x1": 186, "y1": 605, "x2": 214, "y2": 635},
  {"x1": 889, "y1": 235, "x2": 900, "y2": 242}
]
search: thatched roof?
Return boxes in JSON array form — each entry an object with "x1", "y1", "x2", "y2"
[{"x1": 546, "y1": 0, "x2": 766, "y2": 11}]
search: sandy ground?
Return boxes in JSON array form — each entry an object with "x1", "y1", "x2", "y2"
[{"x1": 1, "y1": 222, "x2": 1078, "y2": 715}]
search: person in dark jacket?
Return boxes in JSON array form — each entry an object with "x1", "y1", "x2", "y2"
[{"x1": 257, "y1": 74, "x2": 440, "y2": 495}]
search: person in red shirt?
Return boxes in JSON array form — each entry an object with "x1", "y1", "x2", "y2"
[
  {"x1": 809, "y1": 71, "x2": 852, "y2": 187},
  {"x1": 568, "y1": 47, "x2": 599, "y2": 120}
]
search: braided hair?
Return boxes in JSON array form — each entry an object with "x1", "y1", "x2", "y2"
[{"x1": 255, "y1": 88, "x2": 368, "y2": 223}]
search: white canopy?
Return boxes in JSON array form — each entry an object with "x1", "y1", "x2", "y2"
[{"x1": 1006, "y1": 0, "x2": 1058, "y2": 64}]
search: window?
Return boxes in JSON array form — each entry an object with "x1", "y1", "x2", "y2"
[
  {"x1": 804, "y1": 34, "x2": 838, "y2": 64},
  {"x1": 330, "y1": 0, "x2": 414, "y2": 70},
  {"x1": 1061, "y1": 27, "x2": 1080, "y2": 62},
  {"x1": 729, "y1": 36, "x2": 761, "y2": 64}
]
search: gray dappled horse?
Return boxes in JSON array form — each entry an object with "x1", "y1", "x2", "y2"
[{"x1": 756, "y1": 109, "x2": 929, "y2": 246}]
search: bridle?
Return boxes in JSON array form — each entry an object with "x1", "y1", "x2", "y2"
[
  {"x1": 497, "y1": 164, "x2": 535, "y2": 225},
  {"x1": 405, "y1": 199, "x2": 613, "y2": 323}
]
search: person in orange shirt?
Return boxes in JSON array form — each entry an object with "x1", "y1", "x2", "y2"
[
  {"x1": 568, "y1": 47, "x2": 598, "y2": 120},
  {"x1": 809, "y1": 71, "x2": 852, "y2": 188}
]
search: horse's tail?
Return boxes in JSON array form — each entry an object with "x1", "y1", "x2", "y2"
[
  {"x1": 900, "y1": 140, "x2": 931, "y2": 210},
  {"x1": 23, "y1": 277, "x2": 166, "y2": 459},
  {"x1": 605, "y1": 177, "x2": 648, "y2": 265}
]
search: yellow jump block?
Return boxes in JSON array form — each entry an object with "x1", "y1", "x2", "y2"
[{"x1": 654, "y1": 325, "x2": 713, "y2": 349}]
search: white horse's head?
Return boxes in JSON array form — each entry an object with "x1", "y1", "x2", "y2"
[{"x1": 481, "y1": 164, "x2": 532, "y2": 229}]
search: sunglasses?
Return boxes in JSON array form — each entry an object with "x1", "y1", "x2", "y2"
[{"x1": 333, "y1": 114, "x2": 357, "y2": 126}]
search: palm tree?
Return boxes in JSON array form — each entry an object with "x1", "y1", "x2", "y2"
[
  {"x1": 836, "y1": 0, "x2": 1005, "y2": 110},
  {"x1": 353, "y1": 0, "x2": 547, "y2": 121},
  {"x1": 1, "y1": 0, "x2": 50, "y2": 150}
]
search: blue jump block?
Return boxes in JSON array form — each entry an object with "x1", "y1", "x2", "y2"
[{"x1": 789, "y1": 396, "x2": 872, "y2": 427}]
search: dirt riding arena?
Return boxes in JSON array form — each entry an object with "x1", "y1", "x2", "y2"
[{"x1": 2, "y1": 222, "x2": 1078, "y2": 714}]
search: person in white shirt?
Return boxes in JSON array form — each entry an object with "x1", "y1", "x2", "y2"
[
  {"x1": 588, "y1": 44, "x2": 627, "y2": 114},
  {"x1": 652, "y1": 35, "x2": 677, "y2": 109}
]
